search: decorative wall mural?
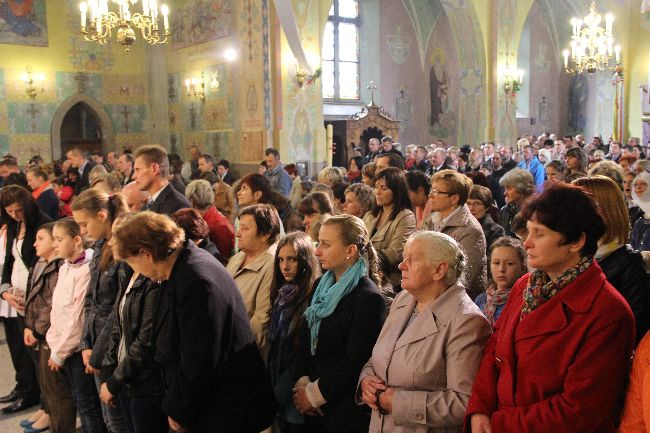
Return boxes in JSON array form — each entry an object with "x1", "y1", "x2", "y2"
[
  {"x1": 569, "y1": 74, "x2": 587, "y2": 132},
  {"x1": 0, "y1": 0, "x2": 48, "y2": 46},
  {"x1": 240, "y1": 0, "x2": 261, "y2": 63},
  {"x1": 428, "y1": 47, "x2": 455, "y2": 138},
  {"x1": 66, "y1": 0, "x2": 114, "y2": 71},
  {"x1": 534, "y1": 42, "x2": 550, "y2": 72},
  {"x1": 538, "y1": 96, "x2": 550, "y2": 123},
  {"x1": 387, "y1": 26, "x2": 411, "y2": 65},
  {"x1": 172, "y1": 0, "x2": 234, "y2": 49},
  {"x1": 290, "y1": 105, "x2": 314, "y2": 159}
]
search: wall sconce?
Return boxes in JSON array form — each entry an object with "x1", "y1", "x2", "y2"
[
  {"x1": 22, "y1": 66, "x2": 45, "y2": 99},
  {"x1": 296, "y1": 65, "x2": 322, "y2": 88},
  {"x1": 185, "y1": 72, "x2": 205, "y2": 102},
  {"x1": 503, "y1": 65, "x2": 524, "y2": 96}
]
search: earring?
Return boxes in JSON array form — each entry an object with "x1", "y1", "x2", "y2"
[{"x1": 346, "y1": 256, "x2": 350, "y2": 260}]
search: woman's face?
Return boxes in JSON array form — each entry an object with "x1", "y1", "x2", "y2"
[
  {"x1": 398, "y1": 239, "x2": 436, "y2": 293},
  {"x1": 237, "y1": 214, "x2": 267, "y2": 254},
  {"x1": 302, "y1": 213, "x2": 319, "y2": 234},
  {"x1": 634, "y1": 179, "x2": 648, "y2": 197},
  {"x1": 466, "y1": 199, "x2": 487, "y2": 220},
  {"x1": 26, "y1": 172, "x2": 44, "y2": 191},
  {"x1": 315, "y1": 224, "x2": 352, "y2": 274},
  {"x1": 72, "y1": 209, "x2": 107, "y2": 241},
  {"x1": 504, "y1": 185, "x2": 523, "y2": 204},
  {"x1": 565, "y1": 154, "x2": 579, "y2": 170},
  {"x1": 374, "y1": 178, "x2": 394, "y2": 208},
  {"x1": 34, "y1": 229, "x2": 56, "y2": 259},
  {"x1": 4, "y1": 203, "x2": 24, "y2": 222},
  {"x1": 619, "y1": 159, "x2": 631, "y2": 172},
  {"x1": 52, "y1": 225, "x2": 80, "y2": 260},
  {"x1": 490, "y1": 246, "x2": 525, "y2": 291},
  {"x1": 546, "y1": 166, "x2": 564, "y2": 182},
  {"x1": 237, "y1": 183, "x2": 258, "y2": 207},
  {"x1": 277, "y1": 244, "x2": 299, "y2": 283},
  {"x1": 523, "y1": 218, "x2": 581, "y2": 277},
  {"x1": 428, "y1": 180, "x2": 455, "y2": 213},
  {"x1": 623, "y1": 175, "x2": 635, "y2": 199},
  {"x1": 343, "y1": 192, "x2": 364, "y2": 217},
  {"x1": 349, "y1": 159, "x2": 359, "y2": 172}
]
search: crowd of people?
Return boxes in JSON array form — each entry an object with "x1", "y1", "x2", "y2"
[{"x1": 0, "y1": 131, "x2": 648, "y2": 433}]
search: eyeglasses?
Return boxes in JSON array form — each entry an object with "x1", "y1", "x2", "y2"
[{"x1": 429, "y1": 188, "x2": 452, "y2": 196}]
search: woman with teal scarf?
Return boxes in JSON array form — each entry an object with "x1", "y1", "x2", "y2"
[{"x1": 292, "y1": 214, "x2": 386, "y2": 433}]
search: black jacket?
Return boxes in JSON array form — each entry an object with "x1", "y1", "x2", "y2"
[
  {"x1": 147, "y1": 183, "x2": 191, "y2": 216},
  {"x1": 24, "y1": 258, "x2": 63, "y2": 339},
  {"x1": 2, "y1": 211, "x2": 52, "y2": 287},
  {"x1": 498, "y1": 202, "x2": 520, "y2": 238},
  {"x1": 198, "y1": 237, "x2": 225, "y2": 264},
  {"x1": 153, "y1": 241, "x2": 276, "y2": 432},
  {"x1": 222, "y1": 172, "x2": 235, "y2": 185},
  {"x1": 293, "y1": 276, "x2": 385, "y2": 433},
  {"x1": 36, "y1": 188, "x2": 60, "y2": 221},
  {"x1": 83, "y1": 240, "x2": 134, "y2": 368},
  {"x1": 74, "y1": 160, "x2": 96, "y2": 195},
  {"x1": 598, "y1": 244, "x2": 650, "y2": 345},
  {"x1": 102, "y1": 275, "x2": 164, "y2": 397},
  {"x1": 480, "y1": 214, "x2": 506, "y2": 252}
]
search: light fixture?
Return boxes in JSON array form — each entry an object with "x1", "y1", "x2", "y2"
[
  {"x1": 80, "y1": 0, "x2": 171, "y2": 52},
  {"x1": 502, "y1": 65, "x2": 524, "y2": 96},
  {"x1": 209, "y1": 73, "x2": 219, "y2": 92},
  {"x1": 224, "y1": 48, "x2": 237, "y2": 62},
  {"x1": 185, "y1": 72, "x2": 205, "y2": 101},
  {"x1": 21, "y1": 66, "x2": 45, "y2": 99},
  {"x1": 562, "y1": 2, "x2": 620, "y2": 74},
  {"x1": 296, "y1": 65, "x2": 322, "y2": 88}
]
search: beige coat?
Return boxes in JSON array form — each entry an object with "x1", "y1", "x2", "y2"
[
  {"x1": 358, "y1": 286, "x2": 491, "y2": 433},
  {"x1": 225, "y1": 243, "x2": 277, "y2": 356},
  {"x1": 363, "y1": 209, "x2": 416, "y2": 288},
  {"x1": 422, "y1": 205, "x2": 487, "y2": 299},
  {"x1": 213, "y1": 181, "x2": 234, "y2": 221}
]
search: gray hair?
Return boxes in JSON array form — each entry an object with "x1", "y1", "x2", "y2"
[
  {"x1": 344, "y1": 183, "x2": 375, "y2": 216},
  {"x1": 317, "y1": 167, "x2": 344, "y2": 185},
  {"x1": 636, "y1": 160, "x2": 650, "y2": 173},
  {"x1": 588, "y1": 160, "x2": 625, "y2": 190},
  {"x1": 499, "y1": 168, "x2": 535, "y2": 197},
  {"x1": 89, "y1": 164, "x2": 108, "y2": 183},
  {"x1": 185, "y1": 179, "x2": 215, "y2": 210},
  {"x1": 407, "y1": 231, "x2": 467, "y2": 287}
]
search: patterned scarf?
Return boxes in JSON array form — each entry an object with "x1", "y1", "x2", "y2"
[
  {"x1": 520, "y1": 256, "x2": 592, "y2": 319},
  {"x1": 485, "y1": 284, "x2": 511, "y2": 326}
]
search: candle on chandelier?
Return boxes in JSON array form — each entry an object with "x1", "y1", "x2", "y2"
[
  {"x1": 161, "y1": 5, "x2": 169, "y2": 31},
  {"x1": 185, "y1": 79, "x2": 191, "y2": 94},
  {"x1": 563, "y1": 49, "x2": 570, "y2": 67},
  {"x1": 142, "y1": 0, "x2": 150, "y2": 17},
  {"x1": 605, "y1": 14, "x2": 613, "y2": 34},
  {"x1": 80, "y1": 2, "x2": 87, "y2": 27},
  {"x1": 614, "y1": 45, "x2": 621, "y2": 63}
]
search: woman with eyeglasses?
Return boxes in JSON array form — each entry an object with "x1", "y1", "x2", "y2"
[{"x1": 422, "y1": 170, "x2": 487, "y2": 299}]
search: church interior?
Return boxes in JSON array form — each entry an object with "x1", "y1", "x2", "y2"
[{"x1": 0, "y1": 0, "x2": 649, "y2": 174}]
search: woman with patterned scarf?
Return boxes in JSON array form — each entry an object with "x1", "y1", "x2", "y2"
[
  {"x1": 292, "y1": 214, "x2": 385, "y2": 433},
  {"x1": 474, "y1": 237, "x2": 527, "y2": 327},
  {"x1": 268, "y1": 231, "x2": 321, "y2": 433},
  {"x1": 466, "y1": 183, "x2": 635, "y2": 433}
]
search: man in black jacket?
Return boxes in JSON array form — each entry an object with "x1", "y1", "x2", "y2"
[
  {"x1": 132, "y1": 145, "x2": 190, "y2": 215},
  {"x1": 66, "y1": 147, "x2": 96, "y2": 195}
]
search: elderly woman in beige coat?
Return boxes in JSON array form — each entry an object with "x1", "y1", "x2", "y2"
[
  {"x1": 363, "y1": 168, "x2": 416, "y2": 289},
  {"x1": 226, "y1": 204, "x2": 279, "y2": 356},
  {"x1": 357, "y1": 231, "x2": 491, "y2": 433},
  {"x1": 422, "y1": 170, "x2": 487, "y2": 299}
]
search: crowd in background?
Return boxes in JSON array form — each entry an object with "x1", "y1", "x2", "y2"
[{"x1": 0, "y1": 130, "x2": 648, "y2": 433}]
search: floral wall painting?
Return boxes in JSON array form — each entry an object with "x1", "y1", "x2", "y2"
[
  {"x1": 0, "y1": 0, "x2": 48, "y2": 46},
  {"x1": 172, "y1": 0, "x2": 234, "y2": 49}
]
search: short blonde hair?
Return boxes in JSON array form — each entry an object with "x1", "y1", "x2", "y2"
[{"x1": 431, "y1": 170, "x2": 473, "y2": 205}]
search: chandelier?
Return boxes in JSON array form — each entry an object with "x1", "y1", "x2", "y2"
[
  {"x1": 562, "y1": 2, "x2": 621, "y2": 74},
  {"x1": 80, "y1": 0, "x2": 171, "y2": 52}
]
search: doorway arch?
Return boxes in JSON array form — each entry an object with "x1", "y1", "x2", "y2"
[{"x1": 50, "y1": 94, "x2": 114, "y2": 161}]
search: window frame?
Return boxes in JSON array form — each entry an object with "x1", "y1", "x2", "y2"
[{"x1": 323, "y1": 0, "x2": 360, "y2": 102}]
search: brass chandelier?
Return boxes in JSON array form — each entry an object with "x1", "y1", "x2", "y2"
[
  {"x1": 562, "y1": 2, "x2": 620, "y2": 74},
  {"x1": 80, "y1": 0, "x2": 171, "y2": 52}
]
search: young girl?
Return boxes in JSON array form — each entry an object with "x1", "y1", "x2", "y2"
[
  {"x1": 71, "y1": 189, "x2": 130, "y2": 433},
  {"x1": 268, "y1": 232, "x2": 321, "y2": 433},
  {"x1": 23, "y1": 222, "x2": 63, "y2": 433},
  {"x1": 46, "y1": 217, "x2": 105, "y2": 433},
  {"x1": 474, "y1": 237, "x2": 527, "y2": 326}
]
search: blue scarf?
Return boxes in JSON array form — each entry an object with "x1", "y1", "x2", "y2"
[{"x1": 304, "y1": 259, "x2": 366, "y2": 355}]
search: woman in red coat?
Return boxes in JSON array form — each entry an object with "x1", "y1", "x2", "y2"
[{"x1": 466, "y1": 183, "x2": 635, "y2": 433}]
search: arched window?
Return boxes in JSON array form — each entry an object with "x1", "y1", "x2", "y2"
[{"x1": 322, "y1": 0, "x2": 360, "y2": 101}]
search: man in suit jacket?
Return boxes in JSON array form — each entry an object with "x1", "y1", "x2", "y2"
[
  {"x1": 217, "y1": 159, "x2": 235, "y2": 185},
  {"x1": 67, "y1": 147, "x2": 96, "y2": 195},
  {"x1": 132, "y1": 145, "x2": 190, "y2": 215}
]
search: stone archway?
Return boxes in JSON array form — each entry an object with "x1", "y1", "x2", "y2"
[{"x1": 50, "y1": 94, "x2": 114, "y2": 161}]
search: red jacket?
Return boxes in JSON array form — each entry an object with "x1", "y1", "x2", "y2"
[
  {"x1": 203, "y1": 206, "x2": 235, "y2": 260},
  {"x1": 465, "y1": 261, "x2": 635, "y2": 433}
]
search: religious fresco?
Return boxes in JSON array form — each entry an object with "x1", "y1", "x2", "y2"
[
  {"x1": 102, "y1": 75, "x2": 147, "y2": 105},
  {"x1": 105, "y1": 104, "x2": 147, "y2": 134},
  {"x1": 0, "y1": 0, "x2": 48, "y2": 46},
  {"x1": 172, "y1": 0, "x2": 234, "y2": 49},
  {"x1": 56, "y1": 71, "x2": 103, "y2": 101},
  {"x1": 206, "y1": 130, "x2": 232, "y2": 160},
  {"x1": 428, "y1": 47, "x2": 455, "y2": 138},
  {"x1": 65, "y1": 0, "x2": 114, "y2": 72},
  {"x1": 7, "y1": 102, "x2": 56, "y2": 134},
  {"x1": 9, "y1": 133, "x2": 49, "y2": 161}
]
